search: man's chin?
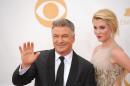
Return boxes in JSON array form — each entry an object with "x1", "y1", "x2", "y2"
[{"x1": 57, "y1": 50, "x2": 64, "y2": 54}]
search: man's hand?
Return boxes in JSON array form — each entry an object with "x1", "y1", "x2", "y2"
[{"x1": 19, "y1": 42, "x2": 40, "y2": 68}]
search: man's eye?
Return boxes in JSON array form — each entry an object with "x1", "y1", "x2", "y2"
[{"x1": 63, "y1": 35, "x2": 69, "y2": 38}]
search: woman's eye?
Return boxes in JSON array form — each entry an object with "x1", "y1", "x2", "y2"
[
  {"x1": 94, "y1": 26, "x2": 97, "y2": 30},
  {"x1": 100, "y1": 26, "x2": 105, "y2": 29}
]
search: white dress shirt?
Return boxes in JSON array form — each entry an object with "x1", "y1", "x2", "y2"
[{"x1": 55, "y1": 51, "x2": 73, "y2": 86}]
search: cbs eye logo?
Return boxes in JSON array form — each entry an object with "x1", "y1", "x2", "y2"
[
  {"x1": 124, "y1": 8, "x2": 130, "y2": 16},
  {"x1": 35, "y1": 0, "x2": 67, "y2": 28}
]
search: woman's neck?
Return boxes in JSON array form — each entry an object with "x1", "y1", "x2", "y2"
[{"x1": 101, "y1": 38, "x2": 116, "y2": 48}]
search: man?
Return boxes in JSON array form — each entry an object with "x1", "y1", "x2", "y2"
[{"x1": 12, "y1": 18, "x2": 96, "y2": 86}]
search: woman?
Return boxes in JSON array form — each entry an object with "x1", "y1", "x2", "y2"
[{"x1": 91, "y1": 9, "x2": 130, "y2": 86}]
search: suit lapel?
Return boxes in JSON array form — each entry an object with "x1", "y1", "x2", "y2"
[
  {"x1": 47, "y1": 49, "x2": 55, "y2": 86},
  {"x1": 66, "y1": 51, "x2": 79, "y2": 86}
]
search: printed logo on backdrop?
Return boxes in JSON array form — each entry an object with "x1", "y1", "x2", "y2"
[
  {"x1": 120, "y1": 8, "x2": 130, "y2": 27},
  {"x1": 124, "y1": 8, "x2": 130, "y2": 16},
  {"x1": 35, "y1": 0, "x2": 67, "y2": 28},
  {"x1": 122, "y1": 8, "x2": 130, "y2": 86}
]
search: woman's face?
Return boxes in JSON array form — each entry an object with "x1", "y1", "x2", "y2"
[{"x1": 93, "y1": 19, "x2": 112, "y2": 42}]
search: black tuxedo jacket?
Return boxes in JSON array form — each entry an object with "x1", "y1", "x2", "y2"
[{"x1": 12, "y1": 49, "x2": 96, "y2": 86}]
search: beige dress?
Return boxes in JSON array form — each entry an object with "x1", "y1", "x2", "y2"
[{"x1": 91, "y1": 46, "x2": 124, "y2": 86}]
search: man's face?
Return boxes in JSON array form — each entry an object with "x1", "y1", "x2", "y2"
[{"x1": 52, "y1": 26, "x2": 75, "y2": 56}]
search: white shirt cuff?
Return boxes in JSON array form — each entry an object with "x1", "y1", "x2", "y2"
[{"x1": 19, "y1": 65, "x2": 31, "y2": 75}]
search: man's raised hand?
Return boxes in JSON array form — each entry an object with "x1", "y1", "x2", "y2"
[{"x1": 19, "y1": 42, "x2": 40, "y2": 68}]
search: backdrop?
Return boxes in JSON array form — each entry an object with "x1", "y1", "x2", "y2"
[{"x1": 0, "y1": 0, "x2": 130, "y2": 86}]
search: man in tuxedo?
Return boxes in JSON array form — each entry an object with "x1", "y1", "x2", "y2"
[{"x1": 12, "y1": 18, "x2": 96, "y2": 86}]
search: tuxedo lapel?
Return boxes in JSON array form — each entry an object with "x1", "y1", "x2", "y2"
[
  {"x1": 46, "y1": 50, "x2": 79, "y2": 86},
  {"x1": 46, "y1": 49, "x2": 55, "y2": 86},
  {"x1": 66, "y1": 51, "x2": 79, "y2": 86}
]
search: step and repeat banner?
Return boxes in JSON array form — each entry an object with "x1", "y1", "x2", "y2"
[{"x1": 0, "y1": 0, "x2": 130, "y2": 85}]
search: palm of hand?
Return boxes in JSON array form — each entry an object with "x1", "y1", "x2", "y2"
[{"x1": 19, "y1": 42, "x2": 40, "y2": 68}]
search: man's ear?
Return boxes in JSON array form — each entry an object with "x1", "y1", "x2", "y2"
[{"x1": 73, "y1": 34, "x2": 75, "y2": 42}]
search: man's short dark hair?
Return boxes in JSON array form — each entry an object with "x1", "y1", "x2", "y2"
[{"x1": 52, "y1": 18, "x2": 75, "y2": 32}]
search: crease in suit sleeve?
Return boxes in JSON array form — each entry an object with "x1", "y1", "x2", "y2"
[{"x1": 12, "y1": 64, "x2": 36, "y2": 85}]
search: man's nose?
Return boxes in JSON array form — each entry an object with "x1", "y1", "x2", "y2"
[{"x1": 57, "y1": 37, "x2": 64, "y2": 43}]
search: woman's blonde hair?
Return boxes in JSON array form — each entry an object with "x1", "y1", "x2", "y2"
[{"x1": 92, "y1": 9, "x2": 118, "y2": 37}]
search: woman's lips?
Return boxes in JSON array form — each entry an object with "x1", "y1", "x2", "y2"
[{"x1": 97, "y1": 36, "x2": 102, "y2": 39}]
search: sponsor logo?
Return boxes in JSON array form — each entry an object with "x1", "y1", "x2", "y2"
[{"x1": 35, "y1": 0, "x2": 67, "y2": 28}]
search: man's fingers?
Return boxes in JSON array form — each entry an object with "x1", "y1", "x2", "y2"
[
  {"x1": 22, "y1": 42, "x2": 34, "y2": 51},
  {"x1": 19, "y1": 46, "x2": 22, "y2": 54},
  {"x1": 23, "y1": 43, "x2": 27, "y2": 50},
  {"x1": 27, "y1": 42, "x2": 31, "y2": 49},
  {"x1": 34, "y1": 52, "x2": 40, "y2": 59},
  {"x1": 31, "y1": 42, "x2": 34, "y2": 51}
]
